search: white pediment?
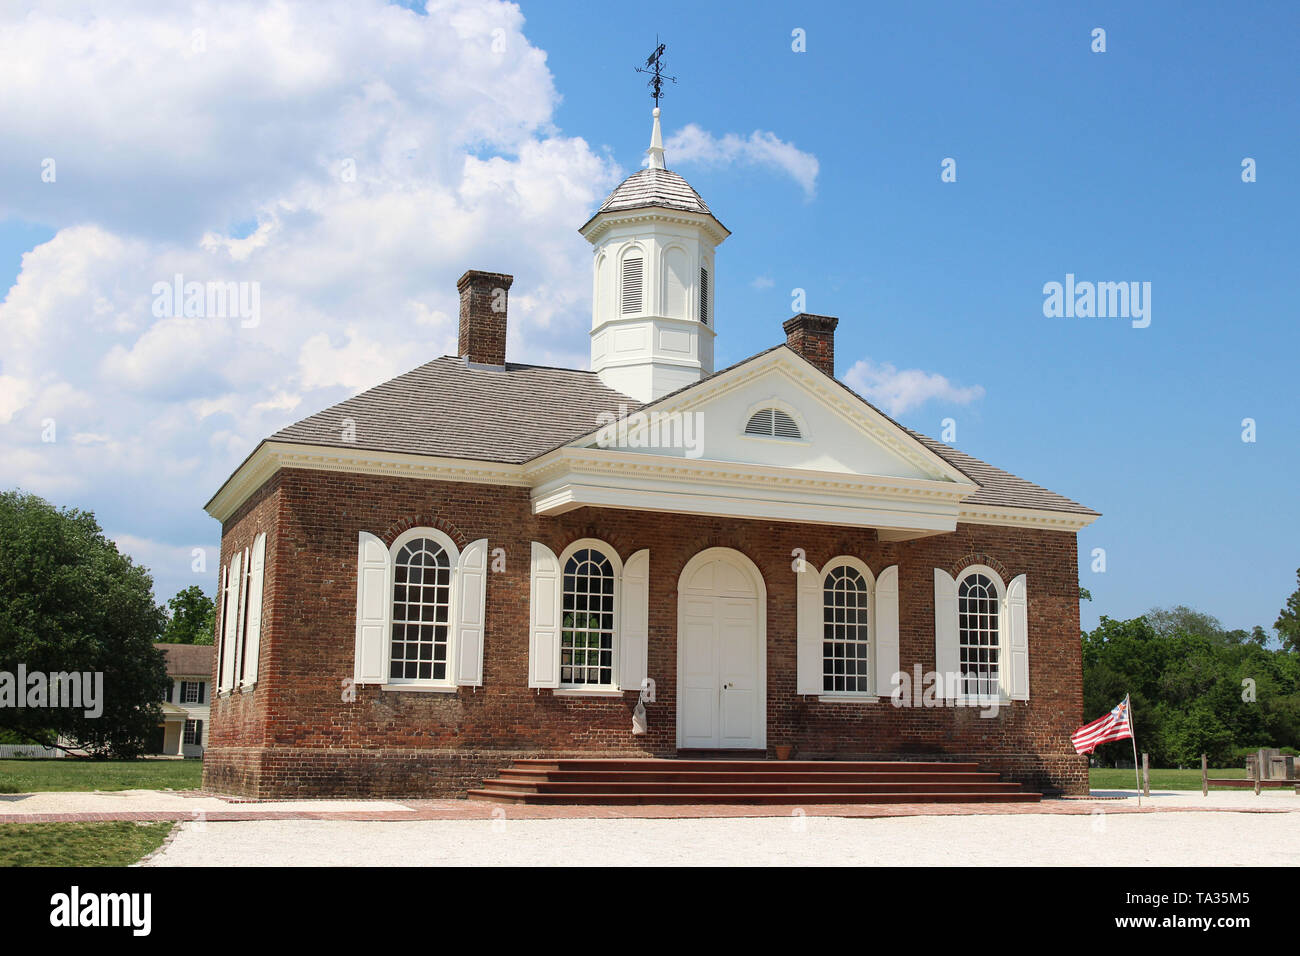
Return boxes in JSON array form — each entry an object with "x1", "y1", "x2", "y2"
[
  {"x1": 525, "y1": 348, "x2": 980, "y2": 539},
  {"x1": 576, "y1": 347, "x2": 967, "y2": 484}
]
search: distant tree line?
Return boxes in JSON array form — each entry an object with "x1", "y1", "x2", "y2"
[{"x1": 1082, "y1": 587, "x2": 1300, "y2": 768}]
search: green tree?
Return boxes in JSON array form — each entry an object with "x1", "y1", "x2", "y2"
[
  {"x1": 1146, "y1": 605, "x2": 1225, "y2": 644},
  {"x1": 161, "y1": 585, "x2": 216, "y2": 645},
  {"x1": 0, "y1": 490, "x2": 169, "y2": 757},
  {"x1": 1274, "y1": 568, "x2": 1300, "y2": 654}
]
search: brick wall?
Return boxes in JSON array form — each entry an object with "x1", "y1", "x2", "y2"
[{"x1": 203, "y1": 467, "x2": 1087, "y2": 798}]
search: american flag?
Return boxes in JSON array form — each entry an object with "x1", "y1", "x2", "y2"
[{"x1": 1071, "y1": 696, "x2": 1134, "y2": 754}]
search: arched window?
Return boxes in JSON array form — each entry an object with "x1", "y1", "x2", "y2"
[
  {"x1": 957, "y1": 572, "x2": 1000, "y2": 697},
  {"x1": 621, "y1": 255, "x2": 643, "y2": 314},
  {"x1": 744, "y1": 407, "x2": 802, "y2": 440},
  {"x1": 823, "y1": 563, "x2": 871, "y2": 693},
  {"x1": 561, "y1": 547, "x2": 616, "y2": 687},
  {"x1": 390, "y1": 536, "x2": 453, "y2": 682}
]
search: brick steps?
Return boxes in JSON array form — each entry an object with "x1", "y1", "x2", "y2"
[
  {"x1": 468, "y1": 758, "x2": 1041, "y2": 806},
  {"x1": 496, "y1": 770, "x2": 1005, "y2": 785},
  {"x1": 508, "y1": 758, "x2": 984, "y2": 773}
]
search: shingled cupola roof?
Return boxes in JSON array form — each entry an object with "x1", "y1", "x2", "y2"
[{"x1": 597, "y1": 167, "x2": 715, "y2": 218}]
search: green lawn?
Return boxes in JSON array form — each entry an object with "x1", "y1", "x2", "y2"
[
  {"x1": 1089, "y1": 767, "x2": 1249, "y2": 791},
  {"x1": 0, "y1": 822, "x2": 174, "y2": 866},
  {"x1": 0, "y1": 758, "x2": 203, "y2": 794}
]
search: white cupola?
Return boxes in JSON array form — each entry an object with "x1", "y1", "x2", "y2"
[{"x1": 580, "y1": 107, "x2": 730, "y2": 402}]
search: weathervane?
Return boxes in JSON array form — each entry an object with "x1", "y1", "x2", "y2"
[{"x1": 635, "y1": 39, "x2": 676, "y2": 107}]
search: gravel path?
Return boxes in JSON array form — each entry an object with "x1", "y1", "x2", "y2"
[{"x1": 146, "y1": 811, "x2": 1300, "y2": 867}]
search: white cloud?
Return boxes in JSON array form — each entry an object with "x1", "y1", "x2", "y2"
[
  {"x1": 0, "y1": 376, "x2": 34, "y2": 425},
  {"x1": 0, "y1": 0, "x2": 625, "y2": 603},
  {"x1": 751, "y1": 276, "x2": 775, "y2": 290},
  {"x1": 844, "y1": 359, "x2": 986, "y2": 416},
  {"x1": 663, "y1": 124, "x2": 819, "y2": 198}
]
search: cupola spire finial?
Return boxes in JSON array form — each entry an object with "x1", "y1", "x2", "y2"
[{"x1": 647, "y1": 107, "x2": 665, "y2": 169}]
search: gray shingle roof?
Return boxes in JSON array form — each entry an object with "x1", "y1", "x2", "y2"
[
  {"x1": 597, "y1": 167, "x2": 716, "y2": 218},
  {"x1": 155, "y1": 643, "x2": 213, "y2": 678},
  {"x1": 266, "y1": 350, "x2": 1096, "y2": 518},
  {"x1": 909, "y1": 433, "x2": 1097, "y2": 516},
  {"x1": 270, "y1": 357, "x2": 635, "y2": 464}
]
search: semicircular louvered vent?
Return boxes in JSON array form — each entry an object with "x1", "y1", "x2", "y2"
[{"x1": 744, "y1": 407, "x2": 802, "y2": 440}]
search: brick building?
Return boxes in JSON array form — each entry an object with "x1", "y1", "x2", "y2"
[{"x1": 202, "y1": 108, "x2": 1098, "y2": 799}]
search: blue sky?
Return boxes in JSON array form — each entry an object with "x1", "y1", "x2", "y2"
[{"x1": 1, "y1": 0, "x2": 1296, "y2": 635}]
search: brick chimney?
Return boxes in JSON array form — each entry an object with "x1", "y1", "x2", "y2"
[
  {"x1": 783, "y1": 313, "x2": 838, "y2": 377},
  {"x1": 457, "y1": 270, "x2": 513, "y2": 366}
]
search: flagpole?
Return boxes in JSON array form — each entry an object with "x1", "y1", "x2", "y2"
[{"x1": 1126, "y1": 693, "x2": 1140, "y2": 807}]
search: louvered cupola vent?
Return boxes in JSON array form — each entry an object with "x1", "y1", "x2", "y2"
[
  {"x1": 699, "y1": 266, "x2": 710, "y2": 326},
  {"x1": 621, "y1": 257, "x2": 643, "y2": 314}
]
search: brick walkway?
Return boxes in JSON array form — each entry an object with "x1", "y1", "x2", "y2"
[{"x1": 3, "y1": 794, "x2": 1296, "y2": 825}]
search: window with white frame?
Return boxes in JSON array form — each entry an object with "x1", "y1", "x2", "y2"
[
  {"x1": 958, "y1": 572, "x2": 1000, "y2": 697},
  {"x1": 823, "y1": 564, "x2": 871, "y2": 693},
  {"x1": 561, "y1": 547, "x2": 616, "y2": 687},
  {"x1": 390, "y1": 536, "x2": 453, "y2": 683},
  {"x1": 183, "y1": 719, "x2": 202, "y2": 746},
  {"x1": 181, "y1": 681, "x2": 200, "y2": 703}
]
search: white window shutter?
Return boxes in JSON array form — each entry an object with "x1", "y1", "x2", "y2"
[
  {"x1": 242, "y1": 532, "x2": 267, "y2": 686},
  {"x1": 232, "y1": 548, "x2": 249, "y2": 685},
  {"x1": 1007, "y1": 573, "x2": 1029, "y2": 701},
  {"x1": 619, "y1": 549, "x2": 650, "y2": 692},
  {"x1": 220, "y1": 552, "x2": 242, "y2": 692},
  {"x1": 795, "y1": 560, "x2": 823, "y2": 695},
  {"x1": 353, "y1": 531, "x2": 390, "y2": 685},
  {"x1": 214, "y1": 563, "x2": 228, "y2": 688},
  {"x1": 454, "y1": 538, "x2": 488, "y2": 687},
  {"x1": 933, "y1": 568, "x2": 959, "y2": 700},
  {"x1": 874, "y1": 564, "x2": 900, "y2": 698},
  {"x1": 528, "y1": 542, "x2": 562, "y2": 688}
]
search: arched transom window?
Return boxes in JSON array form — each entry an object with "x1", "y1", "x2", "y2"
[
  {"x1": 823, "y1": 564, "x2": 870, "y2": 693},
  {"x1": 958, "y1": 573, "x2": 1000, "y2": 697},
  {"x1": 561, "y1": 548, "x2": 616, "y2": 687},
  {"x1": 391, "y1": 537, "x2": 452, "y2": 682}
]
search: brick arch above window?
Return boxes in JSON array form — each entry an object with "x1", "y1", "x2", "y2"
[
  {"x1": 949, "y1": 552, "x2": 1010, "y2": 582},
  {"x1": 381, "y1": 514, "x2": 468, "y2": 550},
  {"x1": 553, "y1": 526, "x2": 637, "y2": 564}
]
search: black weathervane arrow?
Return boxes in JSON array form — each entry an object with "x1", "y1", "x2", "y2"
[{"x1": 634, "y1": 39, "x2": 676, "y2": 107}]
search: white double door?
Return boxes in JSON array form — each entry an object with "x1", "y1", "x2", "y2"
[{"x1": 677, "y1": 551, "x2": 765, "y2": 750}]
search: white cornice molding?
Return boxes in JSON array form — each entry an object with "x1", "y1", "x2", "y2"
[
  {"x1": 524, "y1": 447, "x2": 976, "y2": 505},
  {"x1": 204, "y1": 441, "x2": 527, "y2": 522},
  {"x1": 957, "y1": 505, "x2": 1099, "y2": 532},
  {"x1": 526, "y1": 446, "x2": 974, "y2": 536},
  {"x1": 579, "y1": 207, "x2": 730, "y2": 246},
  {"x1": 204, "y1": 443, "x2": 1097, "y2": 535},
  {"x1": 532, "y1": 482, "x2": 961, "y2": 536}
]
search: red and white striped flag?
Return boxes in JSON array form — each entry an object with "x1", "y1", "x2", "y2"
[{"x1": 1071, "y1": 696, "x2": 1134, "y2": 754}]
